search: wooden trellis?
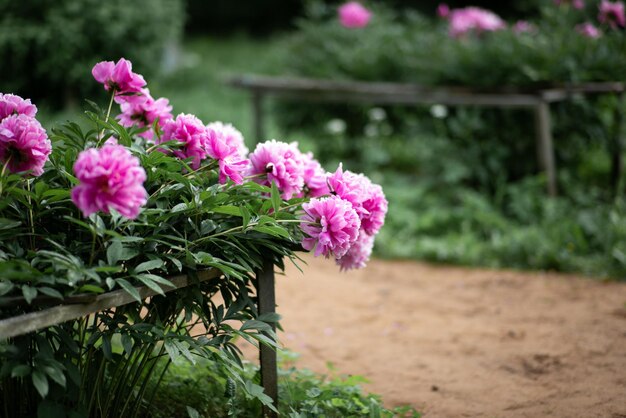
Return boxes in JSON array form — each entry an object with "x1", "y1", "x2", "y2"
[
  {"x1": 229, "y1": 75, "x2": 625, "y2": 197},
  {"x1": 0, "y1": 262, "x2": 279, "y2": 418}
]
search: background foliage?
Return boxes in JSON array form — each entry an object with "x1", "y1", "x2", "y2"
[{"x1": 0, "y1": 0, "x2": 184, "y2": 107}]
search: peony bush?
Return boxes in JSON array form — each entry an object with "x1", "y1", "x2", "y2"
[{"x1": 0, "y1": 58, "x2": 386, "y2": 417}]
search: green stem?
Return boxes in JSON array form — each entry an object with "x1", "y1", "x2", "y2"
[
  {"x1": 89, "y1": 228, "x2": 97, "y2": 266},
  {"x1": 26, "y1": 179, "x2": 35, "y2": 251},
  {"x1": 97, "y1": 90, "x2": 117, "y2": 147},
  {"x1": 0, "y1": 156, "x2": 12, "y2": 197}
]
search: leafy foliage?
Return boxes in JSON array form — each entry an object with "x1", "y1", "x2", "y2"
[
  {"x1": 0, "y1": 101, "x2": 304, "y2": 417},
  {"x1": 0, "y1": 0, "x2": 184, "y2": 107},
  {"x1": 145, "y1": 353, "x2": 421, "y2": 418}
]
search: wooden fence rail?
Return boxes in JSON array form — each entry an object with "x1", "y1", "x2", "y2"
[
  {"x1": 0, "y1": 262, "x2": 279, "y2": 417},
  {"x1": 229, "y1": 75, "x2": 625, "y2": 197}
]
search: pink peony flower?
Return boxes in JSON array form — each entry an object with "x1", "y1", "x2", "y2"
[
  {"x1": 206, "y1": 122, "x2": 248, "y2": 158},
  {"x1": 92, "y1": 58, "x2": 146, "y2": 95},
  {"x1": 71, "y1": 142, "x2": 147, "y2": 219},
  {"x1": 0, "y1": 94, "x2": 37, "y2": 121},
  {"x1": 360, "y1": 182, "x2": 388, "y2": 236},
  {"x1": 0, "y1": 114, "x2": 50, "y2": 177},
  {"x1": 513, "y1": 20, "x2": 535, "y2": 34},
  {"x1": 338, "y1": 2, "x2": 372, "y2": 28},
  {"x1": 336, "y1": 231, "x2": 375, "y2": 271},
  {"x1": 327, "y1": 164, "x2": 387, "y2": 235},
  {"x1": 301, "y1": 152, "x2": 329, "y2": 198},
  {"x1": 599, "y1": 0, "x2": 626, "y2": 28},
  {"x1": 158, "y1": 114, "x2": 211, "y2": 170},
  {"x1": 117, "y1": 89, "x2": 173, "y2": 141},
  {"x1": 204, "y1": 127, "x2": 249, "y2": 185},
  {"x1": 577, "y1": 22, "x2": 602, "y2": 37},
  {"x1": 437, "y1": 3, "x2": 450, "y2": 18},
  {"x1": 448, "y1": 7, "x2": 506, "y2": 37},
  {"x1": 248, "y1": 140, "x2": 305, "y2": 199},
  {"x1": 301, "y1": 195, "x2": 361, "y2": 258}
]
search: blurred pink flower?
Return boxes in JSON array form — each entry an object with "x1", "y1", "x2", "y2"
[
  {"x1": 599, "y1": 0, "x2": 625, "y2": 28},
  {"x1": 0, "y1": 94, "x2": 37, "y2": 121},
  {"x1": 159, "y1": 114, "x2": 210, "y2": 170},
  {"x1": 0, "y1": 114, "x2": 50, "y2": 177},
  {"x1": 437, "y1": 3, "x2": 450, "y2": 18},
  {"x1": 336, "y1": 231, "x2": 374, "y2": 271},
  {"x1": 248, "y1": 139, "x2": 305, "y2": 199},
  {"x1": 338, "y1": 2, "x2": 372, "y2": 28},
  {"x1": 117, "y1": 89, "x2": 173, "y2": 140},
  {"x1": 554, "y1": 0, "x2": 585, "y2": 8},
  {"x1": 577, "y1": 22, "x2": 602, "y2": 37},
  {"x1": 301, "y1": 152, "x2": 329, "y2": 198},
  {"x1": 513, "y1": 20, "x2": 536, "y2": 33},
  {"x1": 204, "y1": 127, "x2": 249, "y2": 185},
  {"x1": 301, "y1": 195, "x2": 360, "y2": 258},
  {"x1": 448, "y1": 7, "x2": 506, "y2": 37},
  {"x1": 71, "y1": 143, "x2": 147, "y2": 219},
  {"x1": 92, "y1": 58, "x2": 146, "y2": 95}
]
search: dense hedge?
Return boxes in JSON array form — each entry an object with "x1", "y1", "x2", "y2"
[{"x1": 0, "y1": 0, "x2": 184, "y2": 107}]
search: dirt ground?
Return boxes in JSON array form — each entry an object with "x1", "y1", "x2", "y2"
[{"x1": 244, "y1": 253, "x2": 626, "y2": 418}]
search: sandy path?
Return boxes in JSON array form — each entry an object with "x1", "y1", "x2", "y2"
[{"x1": 251, "y1": 254, "x2": 626, "y2": 417}]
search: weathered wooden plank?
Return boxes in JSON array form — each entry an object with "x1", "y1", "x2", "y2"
[
  {"x1": 229, "y1": 75, "x2": 624, "y2": 102},
  {"x1": 0, "y1": 268, "x2": 221, "y2": 340},
  {"x1": 257, "y1": 258, "x2": 278, "y2": 418}
]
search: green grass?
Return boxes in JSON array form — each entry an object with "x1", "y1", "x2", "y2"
[{"x1": 145, "y1": 353, "x2": 421, "y2": 418}]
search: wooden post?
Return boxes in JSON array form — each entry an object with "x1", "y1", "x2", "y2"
[
  {"x1": 534, "y1": 101, "x2": 558, "y2": 196},
  {"x1": 610, "y1": 92, "x2": 624, "y2": 194},
  {"x1": 252, "y1": 90, "x2": 265, "y2": 145},
  {"x1": 257, "y1": 258, "x2": 278, "y2": 417}
]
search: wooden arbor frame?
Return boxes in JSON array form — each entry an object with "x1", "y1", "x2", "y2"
[
  {"x1": 229, "y1": 75, "x2": 625, "y2": 196},
  {"x1": 0, "y1": 262, "x2": 280, "y2": 418}
]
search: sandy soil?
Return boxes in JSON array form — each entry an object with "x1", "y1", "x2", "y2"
[{"x1": 245, "y1": 253, "x2": 626, "y2": 418}]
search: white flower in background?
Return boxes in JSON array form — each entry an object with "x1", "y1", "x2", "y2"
[
  {"x1": 364, "y1": 123, "x2": 378, "y2": 137},
  {"x1": 368, "y1": 107, "x2": 387, "y2": 122},
  {"x1": 430, "y1": 104, "x2": 448, "y2": 119},
  {"x1": 326, "y1": 118, "x2": 347, "y2": 135}
]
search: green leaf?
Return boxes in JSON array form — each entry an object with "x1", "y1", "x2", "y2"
[
  {"x1": 11, "y1": 364, "x2": 31, "y2": 378},
  {"x1": 76, "y1": 285, "x2": 105, "y2": 294},
  {"x1": 38, "y1": 287, "x2": 64, "y2": 300},
  {"x1": 121, "y1": 334, "x2": 133, "y2": 355},
  {"x1": 134, "y1": 259, "x2": 164, "y2": 273},
  {"x1": 270, "y1": 181, "x2": 281, "y2": 214},
  {"x1": 22, "y1": 286, "x2": 38, "y2": 304},
  {"x1": 0, "y1": 218, "x2": 21, "y2": 230},
  {"x1": 43, "y1": 366, "x2": 66, "y2": 388},
  {"x1": 116, "y1": 279, "x2": 141, "y2": 302},
  {"x1": 134, "y1": 275, "x2": 165, "y2": 296},
  {"x1": 0, "y1": 280, "x2": 14, "y2": 296},
  {"x1": 213, "y1": 205, "x2": 243, "y2": 217},
  {"x1": 240, "y1": 320, "x2": 272, "y2": 333},
  {"x1": 136, "y1": 274, "x2": 175, "y2": 288},
  {"x1": 32, "y1": 370, "x2": 49, "y2": 398},
  {"x1": 164, "y1": 340, "x2": 180, "y2": 362},
  {"x1": 186, "y1": 406, "x2": 200, "y2": 418},
  {"x1": 107, "y1": 241, "x2": 123, "y2": 265}
]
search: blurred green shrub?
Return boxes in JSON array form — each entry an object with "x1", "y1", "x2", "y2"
[
  {"x1": 0, "y1": 0, "x2": 184, "y2": 107},
  {"x1": 277, "y1": 1, "x2": 625, "y2": 192}
]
